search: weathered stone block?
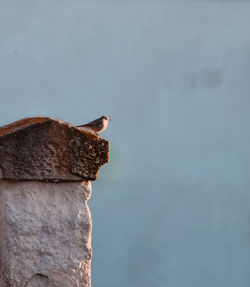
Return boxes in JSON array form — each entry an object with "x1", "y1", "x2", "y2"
[
  {"x1": 0, "y1": 117, "x2": 109, "y2": 181},
  {"x1": 0, "y1": 181, "x2": 92, "y2": 287}
]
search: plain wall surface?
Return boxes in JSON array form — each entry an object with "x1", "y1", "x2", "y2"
[{"x1": 1, "y1": 1, "x2": 250, "y2": 286}]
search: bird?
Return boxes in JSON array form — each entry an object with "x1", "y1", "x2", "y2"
[{"x1": 76, "y1": 115, "x2": 110, "y2": 134}]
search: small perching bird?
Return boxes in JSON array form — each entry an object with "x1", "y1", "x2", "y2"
[{"x1": 77, "y1": 115, "x2": 110, "y2": 134}]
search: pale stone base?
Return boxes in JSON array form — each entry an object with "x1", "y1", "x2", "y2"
[{"x1": 0, "y1": 181, "x2": 92, "y2": 287}]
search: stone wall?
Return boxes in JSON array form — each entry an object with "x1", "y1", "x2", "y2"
[
  {"x1": 0, "y1": 181, "x2": 92, "y2": 287},
  {"x1": 0, "y1": 117, "x2": 109, "y2": 287}
]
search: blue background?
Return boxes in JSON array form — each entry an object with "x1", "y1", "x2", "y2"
[{"x1": 1, "y1": 1, "x2": 250, "y2": 286}]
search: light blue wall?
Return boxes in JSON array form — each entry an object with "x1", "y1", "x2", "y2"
[{"x1": 1, "y1": 1, "x2": 250, "y2": 286}]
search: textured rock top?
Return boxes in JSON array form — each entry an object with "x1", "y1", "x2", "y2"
[{"x1": 0, "y1": 117, "x2": 109, "y2": 181}]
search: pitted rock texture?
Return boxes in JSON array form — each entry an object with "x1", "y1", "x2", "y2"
[
  {"x1": 0, "y1": 180, "x2": 92, "y2": 287},
  {"x1": 0, "y1": 117, "x2": 109, "y2": 181}
]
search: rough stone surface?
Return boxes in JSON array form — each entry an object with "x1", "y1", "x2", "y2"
[
  {"x1": 0, "y1": 180, "x2": 92, "y2": 287},
  {"x1": 0, "y1": 117, "x2": 109, "y2": 181}
]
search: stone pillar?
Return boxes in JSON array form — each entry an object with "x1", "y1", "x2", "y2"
[{"x1": 0, "y1": 117, "x2": 109, "y2": 287}]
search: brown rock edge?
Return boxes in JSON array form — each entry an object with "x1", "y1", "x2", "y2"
[{"x1": 0, "y1": 117, "x2": 109, "y2": 181}]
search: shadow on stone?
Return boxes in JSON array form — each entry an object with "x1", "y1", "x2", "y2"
[{"x1": 25, "y1": 274, "x2": 49, "y2": 287}]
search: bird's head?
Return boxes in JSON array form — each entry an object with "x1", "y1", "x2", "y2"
[{"x1": 102, "y1": 115, "x2": 110, "y2": 122}]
